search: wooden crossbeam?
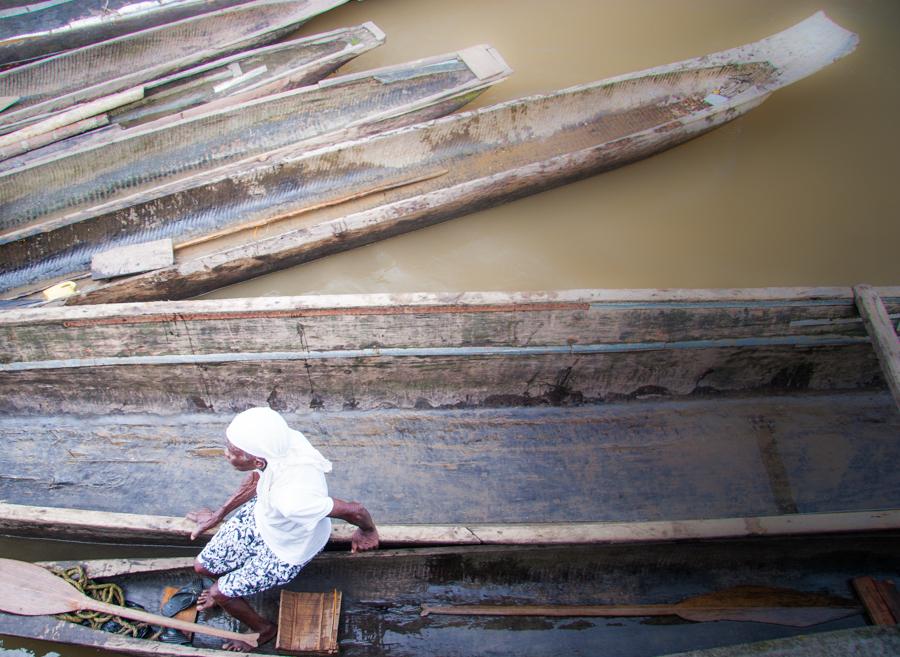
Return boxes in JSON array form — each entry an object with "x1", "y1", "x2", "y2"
[
  {"x1": 854, "y1": 284, "x2": 900, "y2": 411},
  {"x1": 852, "y1": 577, "x2": 898, "y2": 626}
]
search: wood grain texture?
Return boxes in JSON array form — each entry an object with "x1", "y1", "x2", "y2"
[
  {"x1": 852, "y1": 577, "x2": 897, "y2": 626},
  {"x1": 2, "y1": 15, "x2": 859, "y2": 303},
  {"x1": 0, "y1": 394, "x2": 897, "y2": 541},
  {"x1": 854, "y1": 285, "x2": 900, "y2": 410},
  {"x1": 276, "y1": 590, "x2": 340, "y2": 654}
]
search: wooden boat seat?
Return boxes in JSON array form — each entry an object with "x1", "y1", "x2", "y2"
[{"x1": 276, "y1": 590, "x2": 341, "y2": 655}]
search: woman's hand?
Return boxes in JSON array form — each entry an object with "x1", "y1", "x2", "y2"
[
  {"x1": 351, "y1": 527, "x2": 380, "y2": 553},
  {"x1": 186, "y1": 507, "x2": 223, "y2": 541}
]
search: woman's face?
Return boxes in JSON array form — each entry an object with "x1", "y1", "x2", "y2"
[{"x1": 225, "y1": 440, "x2": 264, "y2": 471}]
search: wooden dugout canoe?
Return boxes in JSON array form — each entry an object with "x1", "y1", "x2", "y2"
[
  {"x1": 0, "y1": 536, "x2": 896, "y2": 657},
  {"x1": 0, "y1": 0, "x2": 260, "y2": 67},
  {"x1": 0, "y1": 22, "x2": 386, "y2": 162},
  {"x1": 0, "y1": 0, "x2": 347, "y2": 131},
  {"x1": 0, "y1": 43, "x2": 511, "y2": 297},
  {"x1": 0, "y1": 286, "x2": 898, "y2": 545},
  {"x1": 0, "y1": 11, "x2": 858, "y2": 306}
]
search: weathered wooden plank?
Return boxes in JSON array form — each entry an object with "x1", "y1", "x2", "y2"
[
  {"x1": 0, "y1": 86, "x2": 144, "y2": 154},
  {"x1": 875, "y1": 581, "x2": 900, "y2": 625},
  {"x1": 854, "y1": 285, "x2": 900, "y2": 411},
  {"x1": 91, "y1": 239, "x2": 174, "y2": 279},
  {"x1": 0, "y1": 113, "x2": 109, "y2": 161},
  {"x1": 5, "y1": 505, "x2": 900, "y2": 550},
  {"x1": 2, "y1": 289, "x2": 898, "y2": 364},
  {"x1": 276, "y1": 590, "x2": 340, "y2": 654},
  {"x1": 852, "y1": 577, "x2": 896, "y2": 626}
]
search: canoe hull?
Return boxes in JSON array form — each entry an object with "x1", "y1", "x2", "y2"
[
  {"x1": 0, "y1": 1, "x2": 259, "y2": 66},
  {"x1": 0, "y1": 0, "x2": 348, "y2": 129},
  {"x1": 0, "y1": 288, "x2": 897, "y2": 545},
  {"x1": 0, "y1": 537, "x2": 897, "y2": 657},
  {"x1": 1, "y1": 12, "x2": 856, "y2": 305}
]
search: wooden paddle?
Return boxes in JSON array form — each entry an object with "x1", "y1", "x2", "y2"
[
  {"x1": 0, "y1": 559, "x2": 259, "y2": 647},
  {"x1": 420, "y1": 585, "x2": 862, "y2": 627}
]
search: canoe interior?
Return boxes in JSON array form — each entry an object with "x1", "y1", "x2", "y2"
[
  {"x1": 2, "y1": 60, "x2": 773, "y2": 302},
  {"x1": 0, "y1": 45, "x2": 510, "y2": 298},
  {"x1": 0, "y1": 21, "x2": 384, "y2": 168},
  {"x1": 2, "y1": 536, "x2": 899, "y2": 657},
  {"x1": 0, "y1": 44, "x2": 503, "y2": 232},
  {"x1": 0, "y1": 0, "x2": 261, "y2": 66},
  {"x1": 107, "y1": 23, "x2": 384, "y2": 130},
  {"x1": 0, "y1": 0, "x2": 344, "y2": 127},
  {"x1": 0, "y1": 394, "x2": 897, "y2": 530},
  {"x1": 0, "y1": 291, "x2": 897, "y2": 536}
]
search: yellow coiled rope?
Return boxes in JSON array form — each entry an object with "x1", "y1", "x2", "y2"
[{"x1": 51, "y1": 565, "x2": 157, "y2": 638}]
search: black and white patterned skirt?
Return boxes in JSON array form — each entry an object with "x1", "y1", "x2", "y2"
[{"x1": 197, "y1": 498, "x2": 308, "y2": 598}]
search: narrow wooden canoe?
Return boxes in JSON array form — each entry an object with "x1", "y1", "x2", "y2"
[
  {"x1": 0, "y1": 43, "x2": 511, "y2": 297},
  {"x1": 0, "y1": 0, "x2": 259, "y2": 66},
  {"x1": 0, "y1": 287, "x2": 897, "y2": 545},
  {"x1": 0, "y1": 535, "x2": 895, "y2": 657},
  {"x1": 0, "y1": 0, "x2": 348, "y2": 131},
  {"x1": 0, "y1": 22, "x2": 386, "y2": 162},
  {"x1": 0, "y1": 12, "x2": 856, "y2": 306}
]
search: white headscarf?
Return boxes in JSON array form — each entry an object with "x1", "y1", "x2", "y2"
[{"x1": 226, "y1": 407, "x2": 332, "y2": 474}]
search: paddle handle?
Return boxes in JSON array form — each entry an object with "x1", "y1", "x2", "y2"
[
  {"x1": 421, "y1": 604, "x2": 686, "y2": 617},
  {"x1": 84, "y1": 599, "x2": 259, "y2": 647},
  {"x1": 420, "y1": 603, "x2": 862, "y2": 628}
]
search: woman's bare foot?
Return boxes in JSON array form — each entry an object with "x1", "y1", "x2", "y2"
[
  {"x1": 197, "y1": 589, "x2": 217, "y2": 612},
  {"x1": 221, "y1": 623, "x2": 276, "y2": 652}
]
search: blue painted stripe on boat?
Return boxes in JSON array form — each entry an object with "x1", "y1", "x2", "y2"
[{"x1": 0, "y1": 335, "x2": 871, "y2": 371}]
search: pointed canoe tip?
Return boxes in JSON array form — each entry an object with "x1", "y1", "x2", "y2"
[
  {"x1": 458, "y1": 45, "x2": 513, "y2": 81},
  {"x1": 361, "y1": 21, "x2": 386, "y2": 43}
]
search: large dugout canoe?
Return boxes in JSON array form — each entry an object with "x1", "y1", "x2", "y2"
[
  {"x1": 0, "y1": 11, "x2": 858, "y2": 306},
  {"x1": 0, "y1": 44, "x2": 511, "y2": 297},
  {"x1": 0, "y1": 22, "x2": 386, "y2": 162},
  {"x1": 0, "y1": 0, "x2": 347, "y2": 132},
  {"x1": 0, "y1": 287, "x2": 898, "y2": 545},
  {"x1": 0, "y1": 0, "x2": 260, "y2": 67},
  {"x1": 0, "y1": 535, "x2": 897, "y2": 657}
]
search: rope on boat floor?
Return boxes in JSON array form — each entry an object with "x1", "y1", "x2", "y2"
[{"x1": 52, "y1": 565, "x2": 159, "y2": 639}]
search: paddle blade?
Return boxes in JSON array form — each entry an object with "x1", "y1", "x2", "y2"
[
  {"x1": 0, "y1": 558, "x2": 85, "y2": 615},
  {"x1": 677, "y1": 606, "x2": 861, "y2": 627},
  {"x1": 675, "y1": 586, "x2": 861, "y2": 627}
]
